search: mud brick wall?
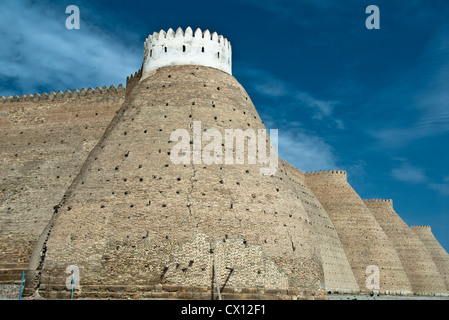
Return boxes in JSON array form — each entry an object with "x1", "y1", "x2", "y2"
[
  {"x1": 304, "y1": 171, "x2": 413, "y2": 294},
  {"x1": 411, "y1": 226, "x2": 449, "y2": 291},
  {"x1": 279, "y1": 161, "x2": 359, "y2": 294},
  {"x1": 364, "y1": 200, "x2": 448, "y2": 295},
  {"x1": 0, "y1": 86, "x2": 125, "y2": 274},
  {"x1": 31, "y1": 65, "x2": 326, "y2": 296}
]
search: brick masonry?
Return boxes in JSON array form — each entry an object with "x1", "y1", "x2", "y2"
[
  {"x1": 364, "y1": 200, "x2": 448, "y2": 295},
  {"x1": 1, "y1": 38, "x2": 448, "y2": 298},
  {"x1": 24, "y1": 66, "x2": 326, "y2": 298},
  {"x1": 0, "y1": 86, "x2": 125, "y2": 278},
  {"x1": 411, "y1": 226, "x2": 449, "y2": 291},
  {"x1": 304, "y1": 171, "x2": 413, "y2": 294}
]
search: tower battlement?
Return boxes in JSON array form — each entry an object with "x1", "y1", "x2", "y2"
[
  {"x1": 363, "y1": 199, "x2": 394, "y2": 209},
  {"x1": 0, "y1": 84, "x2": 125, "y2": 103},
  {"x1": 142, "y1": 27, "x2": 232, "y2": 76},
  {"x1": 411, "y1": 225, "x2": 431, "y2": 229},
  {"x1": 363, "y1": 199, "x2": 393, "y2": 204},
  {"x1": 305, "y1": 170, "x2": 347, "y2": 176}
]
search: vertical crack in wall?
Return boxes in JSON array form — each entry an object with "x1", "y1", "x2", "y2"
[
  {"x1": 223, "y1": 177, "x2": 243, "y2": 234},
  {"x1": 25, "y1": 202, "x2": 62, "y2": 294},
  {"x1": 187, "y1": 103, "x2": 199, "y2": 234}
]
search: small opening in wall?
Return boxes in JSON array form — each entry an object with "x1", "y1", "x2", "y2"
[
  {"x1": 164, "y1": 47, "x2": 167, "y2": 53},
  {"x1": 202, "y1": 47, "x2": 204, "y2": 53},
  {"x1": 150, "y1": 50, "x2": 152, "y2": 57},
  {"x1": 183, "y1": 45, "x2": 186, "y2": 52},
  {"x1": 217, "y1": 52, "x2": 220, "y2": 58}
]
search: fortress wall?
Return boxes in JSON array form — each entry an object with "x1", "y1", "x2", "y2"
[
  {"x1": 411, "y1": 226, "x2": 449, "y2": 291},
  {"x1": 0, "y1": 86, "x2": 125, "y2": 282},
  {"x1": 125, "y1": 68, "x2": 143, "y2": 97},
  {"x1": 31, "y1": 65, "x2": 327, "y2": 298},
  {"x1": 304, "y1": 171, "x2": 413, "y2": 294},
  {"x1": 364, "y1": 199, "x2": 447, "y2": 295},
  {"x1": 280, "y1": 161, "x2": 359, "y2": 293}
]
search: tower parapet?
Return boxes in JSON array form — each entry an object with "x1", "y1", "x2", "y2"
[
  {"x1": 363, "y1": 199, "x2": 393, "y2": 206},
  {"x1": 305, "y1": 170, "x2": 347, "y2": 176},
  {"x1": 142, "y1": 27, "x2": 232, "y2": 77},
  {"x1": 411, "y1": 225, "x2": 432, "y2": 230},
  {"x1": 305, "y1": 170, "x2": 347, "y2": 181}
]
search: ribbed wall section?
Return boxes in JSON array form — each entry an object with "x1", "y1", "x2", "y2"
[
  {"x1": 411, "y1": 226, "x2": 449, "y2": 292},
  {"x1": 280, "y1": 162, "x2": 359, "y2": 293},
  {"x1": 364, "y1": 200, "x2": 447, "y2": 295},
  {"x1": 304, "y1": 172, "x2": 413, "y2": 294}
]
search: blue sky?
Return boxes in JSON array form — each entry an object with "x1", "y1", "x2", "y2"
[{"x1": 1, "y1": 0, "x2": 448, "y2": 251}]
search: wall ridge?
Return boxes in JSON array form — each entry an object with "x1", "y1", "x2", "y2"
[
  {"x1": 0, "y1": 84, "x2": 126, "y2": 104},
  {"x1": 363, "y1": 199, "x2": 393, "y2": 203},
  {"x1": 305, "y1": 170, "x2": 347, "y2": 176}
]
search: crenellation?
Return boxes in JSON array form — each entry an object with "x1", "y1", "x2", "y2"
[
  {"x1": 126, "y1": 68, "x2": 143, "y2": 95},
  {"x1": 0, "y1": 85, "x2": 126, "y2": 104},
  {"x1": 305, "y1": 170, "x2": 345, "y2": 175},
  {"x1": 117, "y1": 84, "x2": 126, "y2": 92},
  {"x1": 143, "y1": 27, "x2": 232, "y2": 76},
  {"x1": 55, "y1": 90, "x2": 64, "y2": 99},
  {"x1": 363, "y1": 199, "x2": 393, "y2": 203}
]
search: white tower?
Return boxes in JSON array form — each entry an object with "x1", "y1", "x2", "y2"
[{"x1": 142, "y1": 27, "x2": 232, "y2": 76}]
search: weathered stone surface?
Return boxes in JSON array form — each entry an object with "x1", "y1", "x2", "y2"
[
  {"x1": 1, "y1": 27, "x2": 448, "y2": 300},
  {"x1": 0, "y1": 88, "x2": 125, "y2": 273},
  {"x1": 281, "y1": 162, "x2": 360, "y2": 293},
  {"x1": 411, "y1": 226, "x2": 449, "y2": 291},
  {"x1": 30, "y1": 65, "x2": 325, "y2": 297},
  {"x1": 364, "y1": 199, "x2": 448, "y2": 295},
  {"x1": 304, "y1": 171, "x2": 413, "y2": 293}
]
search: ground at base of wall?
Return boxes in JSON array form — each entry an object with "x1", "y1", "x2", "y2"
[
  {"x1": 0, "y1": 284, "x2": 20, "y2": 300},
  {"x1": 328, "y1": 294, "x2": 449, "y2": 300},
  {"x1": 2, "y1": 284, "x2": 448, "y2": 300}
]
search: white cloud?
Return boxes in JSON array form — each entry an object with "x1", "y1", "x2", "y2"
[
  {"x1": 391, "y1": 160, "x2": 449, "y2": 196},
  {"x1": 240, "y1": 66, "x2": 344, "y2": 129},
  {"x1": 391, "y1": 163, "x2": 428, "y2": 184},
  {"x1": 369, "y1": 25, "x2": 449, "y2": 148},
  {"x1": 275, "y1": 126, "x2": 337, "y2": 172},
  {"x1": 428, "y1": 183, "x2": 449, "y2": 196},
  {"x1": 0, "y1": 0, "x2": 141, "y2": 96}
]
